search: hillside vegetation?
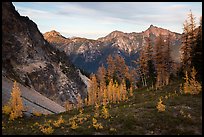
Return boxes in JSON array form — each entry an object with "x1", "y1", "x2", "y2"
[{"x1": 2, "y1": 80, "x2": 202, "y2": 135}]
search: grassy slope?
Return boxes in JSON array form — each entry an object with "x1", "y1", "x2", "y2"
[{"x1": 2, "y1": 80, "x2": 202, "y2": 135}]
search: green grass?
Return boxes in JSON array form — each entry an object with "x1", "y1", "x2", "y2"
[{"x1": 2, "y1": 80, "x2": 202, "y2": 135}]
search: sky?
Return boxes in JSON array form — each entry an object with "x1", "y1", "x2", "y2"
[{"x1": 13, "y1": 2, "x2": 202, "y2": 40}]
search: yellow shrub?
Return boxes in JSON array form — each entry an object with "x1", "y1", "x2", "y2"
[
  {"x1": 92, "y1": 117, "x2": 103, "y2": 130},
  {"x1": 183, "y1": 67, "x2": 202, "y2": 95},
  {"x1": 101, "y1": 105, "x2": 109, "y2": 119},
  {"x1": 93, "y1": 123, "x2": 103, "y2": 130},
  {"x1": 156, "y1": 98, "x2": 165, "y2": 112},
  {"x1": 70, "y1": 120, "x2": 78, "y2": 129},
  {"x1": 53, "y1": 115, "x2": 64, "y2": 127},
  {"x1": 39, "y1": 124, "x2": 54, "y2": 135}
]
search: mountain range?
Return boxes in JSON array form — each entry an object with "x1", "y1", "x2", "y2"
[{"x1": 44, "y1": 25, "x2": 182, "y2": 74}]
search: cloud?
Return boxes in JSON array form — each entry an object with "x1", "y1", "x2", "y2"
[
  {"x1": 60, "y1": 30, "x2": 110, "y2": 40},
  {"x1": 13, "y1": 2, "x2": 202, "y2": 39}
]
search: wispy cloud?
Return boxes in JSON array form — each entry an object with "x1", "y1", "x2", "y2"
[{"x1": 13, "y1": 2, "x2": 202, "y2": 39}]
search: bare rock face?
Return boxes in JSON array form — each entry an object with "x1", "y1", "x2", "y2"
[{"x1": 2, "y1": 2, "x2": 86, "y2": 106}]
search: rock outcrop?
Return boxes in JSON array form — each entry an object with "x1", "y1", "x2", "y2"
[{"x1": 2, "y1": 2, "x2": 86, "y2": 106}]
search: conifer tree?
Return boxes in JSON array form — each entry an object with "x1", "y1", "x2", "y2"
[
  {"x1": 137, "y1": 37, "x2": 156, "y2": 87},
  {"x1": 107, "y1": 55, "x2": 115, "y2": 81},
  {"x1": 129, "y1": 85, "x2": 133, "y2": 97},
  {"x1": 114, "y1": 54, "x2": 129, "y2": 83},
  {"x1": 9, "y1": 81, "x2": 24, "y2": 120},
  {"x1": 107, "y1": 79, "x2": 114, "y2": 103},
  {"x1": 115, "y1": 81, "x2": 121, "y2": 103},
  {"x1": 163, "y1": 34, "x2": 173, "y2": 85},
  {"x1": 154, "y1": 34, "x2": 165, "y2": 88},
  {"x1": 127, "y1": 68, "x2": 137, "y2": 89},
  {"x1": 102, "y1": 87, "x2": 108, "y2": 106},
  {"x1": 192, "y1": 16, "x2": 202, "y2": 80},
  {"x1": 97, "y1": 64, "x2": 107, "y2": 103},
  {"x1": 138, "y1": 46, "x2": 148, "y2": 87},
  {"x1": 112, "y1": 81, "x2": 117, "y2": 104},
  {"x1": 181, "y1": 10, "x2": 197, "y2": 73},
  {"x1": 120, "y1": 79, "x2": 127, "y2": 101},
  {"x1": 144, "y1": 37, "x2": 156, "y2": 85},
  {"x1": 88, "y1": 74, "x2": 98, "y2": 105}
]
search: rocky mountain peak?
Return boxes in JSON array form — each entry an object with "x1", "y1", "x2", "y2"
[
  {"x1": 97, "y1": 30, "x2": 125, "y2": 42},
  {"x1": 109, "y1": 30, "x2": 125, "y2": 37},
  {"x1": 143, "y1": 24, "x2": 172, "y2": 37},
  {"x1": 44, "y1": 30, "x2": 63, "y2": 38},
  {"x1": 149, "y1": 24, "x2": 157, "y2": 29}
]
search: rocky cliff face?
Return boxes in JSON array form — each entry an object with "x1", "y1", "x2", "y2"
[
  {"x1": 2, "y1": 2, "x2": 86, "y2": 105},
  {"x1": 44, "y1": 25, "x2": 182, "y2": 73}
]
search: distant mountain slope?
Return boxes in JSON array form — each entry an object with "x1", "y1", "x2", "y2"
[
  {"x1": 44, "y1": 25, "x2": 182, "y2": 73},
  {"x1": 2, "y1": 2, "x2": 86, "y2": 105}
]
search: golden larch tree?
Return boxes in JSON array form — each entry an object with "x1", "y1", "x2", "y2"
[
  {"x1": 129, "y1": 85, "x2": 133, "y2": 97},
  {"x1": 9, "y1": 81, "x2": 24, "y2": 120},
  {"x1": 107, "y1": 79, "x2": 114, "y2": 103},
  {"x1": 88, "y1": 74, "x2": 98, "y2": 105},
  {"x1": 181, "y1": 10, "x2": 197, "y2": 73},
  {"x1": 120, "y1": 79, "x2": 127, "y2": 101},
  {"x1": 107, "y1": 55, "x2": 115, "y2": 81},
  {"x1": 97, "y1": 64, "x2": 107, "y2": 103}
]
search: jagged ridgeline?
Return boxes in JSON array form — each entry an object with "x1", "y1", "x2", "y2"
[
  {"x1": 2, "y1": 2, "x2": 87, "y2": 105},
  {"x1": 44, "y1": 24, "x2": 182, "y2": 74}
]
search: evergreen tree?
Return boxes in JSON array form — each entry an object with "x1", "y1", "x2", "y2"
[
  {"x1": 163, "y1": 34, "x2": 173, "y2": 85},
  {"x1": 154, "y1": 34, "x2": 165, "y2": 89},
  {"x1": 181, "y1": 10, "x2": 197, "y2": 73},
  {"x1": 192, "y1": 16, "x2": 202, "y2": 81},
  {"x1": 144, "y1": 37, "x2": 156, "y2": 86}
]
